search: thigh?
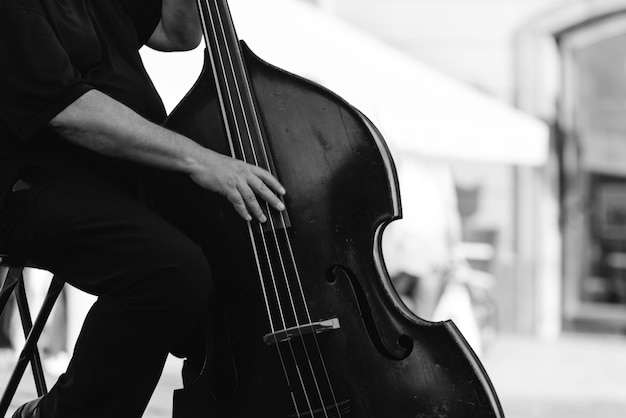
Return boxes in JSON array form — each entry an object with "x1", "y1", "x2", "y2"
[{"x1": 0, "y1": 164, "x2": 206, "y2": 299}]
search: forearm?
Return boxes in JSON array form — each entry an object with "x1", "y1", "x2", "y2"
[
  {"x1": 49, "y1": 89, "x2": 286, "y2": 222},
  {"x1": 49, "y1": 89, "x2": 203, "y2": 174}
]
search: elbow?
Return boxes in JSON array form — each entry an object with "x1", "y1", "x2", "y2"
[
  {"x1": 165, "y1": 27, "x2": 203, "y2": 51},
  {"x1": 173, "y1": 33, "x2": 202, "y2": 51},
  {"x1": 148, "y1": 23, "x2": 203, "y2": 52}
]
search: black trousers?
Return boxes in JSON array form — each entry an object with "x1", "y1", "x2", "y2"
[{"x1": 0, "y1": 162, "x2": 214, "y2": 418}]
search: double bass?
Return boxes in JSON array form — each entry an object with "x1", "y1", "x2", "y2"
[{"x1": 163, "y1": 1, "x2": 505, "y2": 417}]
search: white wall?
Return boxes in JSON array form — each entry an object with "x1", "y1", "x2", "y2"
[{"x1": 322, "y1": 0, "x2": 564, "y2": 102}]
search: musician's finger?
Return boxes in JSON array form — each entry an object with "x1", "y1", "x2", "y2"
[
  {"x1": 252, "y1": 166, "x2": 286, "y2": 196},
  {"x1": 248, "y1": 176, "x2": 285, "y2": 213},
  {"x1": 238, "y1": 182, "x2": 267, "y2": 223},
  {"x1": 227, "y1": 190, "x2": 253, "y2": 222},
  {"x1": 250, "y1": 169, "x2": 286, "y2": 212}
]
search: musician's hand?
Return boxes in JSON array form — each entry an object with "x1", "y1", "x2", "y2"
[
  {"x1": 49, "y1": 90, "x2": 284, "y2": 219},
  {"x1": 189, "y1": 150, "x2": 286, "y2": 223}
]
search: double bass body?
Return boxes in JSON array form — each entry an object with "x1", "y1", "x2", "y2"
[{"x1": 163, "y1": 2, "x2": 505, "y2": 417}]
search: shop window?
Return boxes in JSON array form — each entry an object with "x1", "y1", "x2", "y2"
[{"x1": 560, "y1": 13, "x2": 626, "y2": 327}]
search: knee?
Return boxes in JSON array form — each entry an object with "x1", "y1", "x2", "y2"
[
  {"x1": 131, "y1": 240, "x2": 213, "y2": 317},
  {"x1": 165, "y1": 243, "x2": 213, "y2": 314}
]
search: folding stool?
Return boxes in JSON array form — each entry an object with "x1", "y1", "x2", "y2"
[{"x1": 0, "y1": 254, "x2": 64, "y2": 417}]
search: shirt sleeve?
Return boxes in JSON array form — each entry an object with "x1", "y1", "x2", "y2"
[
  {"x1": 0, "y1": 9, "x2": 93, "y2": 142},
  {"x1": 126, "y1": 0, "x2": 163, "y2": 46}
]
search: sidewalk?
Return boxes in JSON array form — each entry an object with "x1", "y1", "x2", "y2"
[
  {"x1": 482, "y1": 334, "x2": 626, "y2": 418},
  {"x1": 2, "y1": 334, "x2": 626, "y2": 418}
]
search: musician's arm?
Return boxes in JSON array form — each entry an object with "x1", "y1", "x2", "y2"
[
  {"x1": 146, "y1": 0, "x2": 202, "y2": 51},
  {"x1": 49, "y1": 90, "x2": 285, "y2": 222}
]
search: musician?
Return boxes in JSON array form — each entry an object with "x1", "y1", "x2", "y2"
[{"x1": 0, "y1": 0, "x2": 285, "y2": 417}]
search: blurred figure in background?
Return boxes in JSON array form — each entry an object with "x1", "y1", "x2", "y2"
[
  {"x1": 383, "y1": 156, "x2": 485, "y2": 355},
  {"x1": 384, "y1": 156, "x2": 461, "y2": 317}
]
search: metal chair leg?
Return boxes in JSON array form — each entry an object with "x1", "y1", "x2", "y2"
[
  {"x1": 0, "y1": 267, "x2": 65, "y2": 417},
  {"x1": 15, "y1": 274, "x2": 49, "y2": 396},
  {"x1": 0, "y1": 266, "x2": 21, "y2": 317}
]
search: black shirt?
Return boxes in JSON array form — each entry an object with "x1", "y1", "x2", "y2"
[{"x1": 0, "y1": 0, "x2": 164, "y2": 189}]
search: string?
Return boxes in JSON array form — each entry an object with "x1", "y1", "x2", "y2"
[
  {"x1": 212, "y1": 2, "x2": 344, "y2": 416},
  {"x1": 197, "y1": 1, "x2": 313, "y2": 416},
  {"x1": 204, "y1": 3, "x2": 319, "y2": 414},
  {"x1": 210, "y1": 17, "x2": 344, "y2": 418},
  {"x1": 199, "y1": 1, "x2": 343, "y2": 416},
  {"x1": 202, "y1": 7, "x2": 314, "y2": 416},
  {"x1": 209, "y1": 5, "x2": 342, "y2": 418},
  {"x1": 195, "y1": 0, "x2": 296, "y2": 405}
]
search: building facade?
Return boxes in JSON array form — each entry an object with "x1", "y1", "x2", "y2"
[
  {"x1": 314, "y1": 0, "x2": 626, "y2": 336},
  {"x1": 517, "y1": 0, "x2": 626, "y2": 333}
]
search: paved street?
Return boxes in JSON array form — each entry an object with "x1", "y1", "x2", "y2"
[
  {"x1": 483, "y1": 334, "x2": 626, "y2": 418},
  {"x1": 2, "y1": 334, "x2": 626, "y2": 417}
]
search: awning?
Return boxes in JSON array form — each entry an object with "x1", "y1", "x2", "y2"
[{"x1": 140, "y1": 0, "x2": 549, "y2": 166}]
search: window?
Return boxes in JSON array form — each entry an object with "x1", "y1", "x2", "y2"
[{"x1": 560, "y1": 13, "x2": 626, "y2": 327}]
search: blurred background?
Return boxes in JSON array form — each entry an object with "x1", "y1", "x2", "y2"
[{"x1": 3, "y1": 0, "x2": 626, "y2": 417}]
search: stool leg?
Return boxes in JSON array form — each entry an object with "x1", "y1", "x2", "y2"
[
  {"x1": 15, "y1": 275, "x2": 49, "y2": 396},
  {"x1": 0, "y1": 276, "x2": 65, "y2": 417},
  {"x1": 0, "y1": 266, "x2": 21, "y2": 317}
]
